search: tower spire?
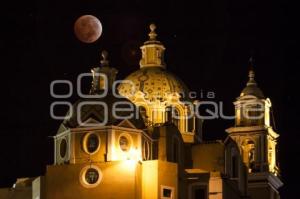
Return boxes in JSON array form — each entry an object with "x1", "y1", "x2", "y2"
[
  {"x1": 249, "y1": 57, "x2": 254, "y2": 71},
  {"x1": 247, "y1": 57, "x2": 257, "y2": 86}
]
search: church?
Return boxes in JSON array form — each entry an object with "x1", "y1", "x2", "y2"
[{"x1": 0, "y1": 24, "x2": 283, "y2": 199}]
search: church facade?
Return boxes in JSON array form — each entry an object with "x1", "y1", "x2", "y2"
[{"x1": 0, "y1": 24, "x2": 283, "y2": 199}]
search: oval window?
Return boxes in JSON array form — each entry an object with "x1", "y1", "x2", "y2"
[
  {"x1": 119, "y1": 135, "x2": 131, "y2": 152},
  {"x1": 60, "y1": 138, "x2": 67, "y2": 158},
  {"x1": 143, "y1": 140, "x2": 150, "y2": 160},
  {"x1": 84, "y1": 133, "x2": 100, "y2": 154}
]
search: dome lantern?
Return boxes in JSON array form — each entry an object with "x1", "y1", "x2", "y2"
[
  {"x1": 90, "y1": 50, "x2": 118, "y2": 93},
  {"x1": 139, "y1": 23, "x2": 166, "y2": 68},
  {"x1": 118, "y1": 24, "x2": 190, "y2": 102}
]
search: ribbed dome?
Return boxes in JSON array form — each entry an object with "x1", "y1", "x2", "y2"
[{"x1": 118, "y1": 67, "x2": 190, "y2": 101}]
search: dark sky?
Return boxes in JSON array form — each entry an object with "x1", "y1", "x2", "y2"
[{"x1": 0, "y1": 0, "x2": 298, "y2": 198}]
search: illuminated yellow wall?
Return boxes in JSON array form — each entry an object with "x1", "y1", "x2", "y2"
[
  {"x1": 209, "y1": 172, "x2": 224, "y2": 199},
  {"x1": 142, "y1": 160, "x2": 178, "y2": 199},
  {"x1": 45, "y1": 161, "x2": 141, "y2": 199},
  {"x1": 142, "y1": 161, "x2": 158, "y2": 199},
  {"x1": 45, "y1": 159, "x2": 177, "y2": 199}
]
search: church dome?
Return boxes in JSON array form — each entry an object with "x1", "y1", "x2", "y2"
[
  {"x1": 240, "y1": 68, "x2": 265, "y2": 99},
  {"x1": 118, "y1": 24, "x2": 190, "y2": 101},
  {"x1": 241, "y1": 84, "x2": 264, "y2": 99},
  {"x1": 118, "y1": 67, "x2": 190, "y2": 101}
]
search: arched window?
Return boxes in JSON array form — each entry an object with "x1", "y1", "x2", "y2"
[
  {"x1": 249, "y1": 147, "x2": 255, "y2": 163},
  {"x1": 231, "y1": 148, "x2": 239, "y2": 178},
  {"x1": 248, "y1": 104, "x2": 264, "y2": 126},
  {"x1": 143, "y1": 140, "x2": 150, "y2": 160},
  {"x1": 59, "y1": 138, "x2": 67, "y2": 159},
  {"x1": 166, "y1": 106, "x2": 172, "y2": 123},
  {"x1": 188, "y1": 115, "x2": 194, "y2": 132},
  {"x1": 139, "y1": 106, "x2": 148, "y2": 123},
  {"x1": 232, "y1": 156, "x2": 238, "y2": 178},
  {"x1": 242, "y1": 139, "x2": 256, "y2": 172},
  {"x1": 172, "y1": 107, "x2": 180, "y2": 129}
]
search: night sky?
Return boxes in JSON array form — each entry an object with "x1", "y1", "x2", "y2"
[{"x1": 0, "y1": 0, "x2": 298, "y2": 198}]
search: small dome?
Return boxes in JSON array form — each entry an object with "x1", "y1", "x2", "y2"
[
  {"x1": 240, "y1": 70, "x2": 265, "y2": 99},
  {"x1": 241, "y1": 85, "x2": 264, "y2": 98},
  {"x1": 57, "y1": 50, "x2": 145, "y2": 134},
  {"x1": 118, "y1": 67, "x2": 190, "y2": 101}
]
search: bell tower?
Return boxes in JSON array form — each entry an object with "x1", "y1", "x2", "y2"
[{"x1": 226, "y1": 59, "x2": 283, "y2": 198}]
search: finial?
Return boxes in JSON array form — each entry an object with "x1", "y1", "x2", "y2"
[
  {"x1": 148, "y1": 23, "x2": 157, "y2": 40},
  {"x1": 249, "y1": 56, "x2": 254, "y2": 71},
  {"x1": 100, "y1": 50, "x2": 109, "y2": 67},
  {"x1": 247, "y1": 57, "x2": 257, "y2": 86},
  {"x1": 90, "y1": 50, "x2": 118, "y2": 93}
]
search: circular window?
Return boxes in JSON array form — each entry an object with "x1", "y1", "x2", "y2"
[
  {"x1": 83, "y1": 133, "x2": 101, "y2": 154},
  {"x1": 119, "y1": 134, "x2": 132, "y2": 152},
  {"x1": 80, "y1": 165, "x2": 103, "y2": 188},
  {"x1": 60, "y1": 138, "x2": 67, "y2": 158},
  {"x1": 85, "y1": 168, "x2": 99, "y2": 184}
]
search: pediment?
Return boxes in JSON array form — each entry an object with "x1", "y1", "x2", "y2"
[
  {"x1": 117, "y1": 119, "x2": 137, "y2": 129},
  {"x1": 79, "y1": 117, "x2": 103, "y2": 127}
]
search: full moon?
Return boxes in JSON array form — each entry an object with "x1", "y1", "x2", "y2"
[{"x1": 74, "y1": 15, "x2": 102, "y2": 43}]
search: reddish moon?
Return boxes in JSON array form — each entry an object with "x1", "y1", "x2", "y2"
[{"x1": 74, "y1": 15, "x2": 102, "y2": 43}]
